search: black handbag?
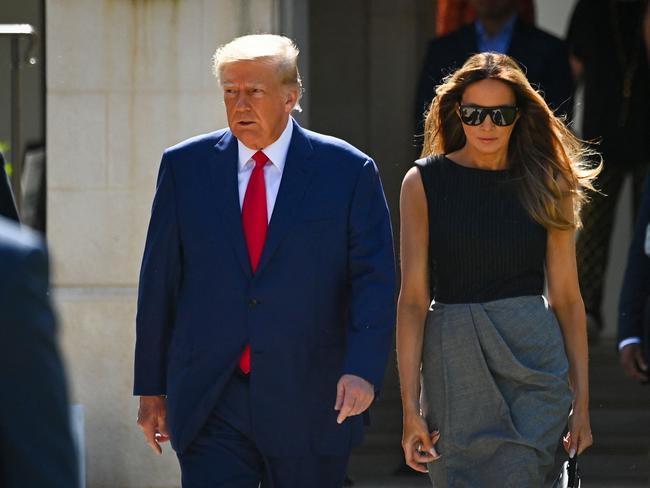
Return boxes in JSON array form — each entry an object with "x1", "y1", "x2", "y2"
[{"x1": 552, "y1": 455, "x2": 581, "y2": 488}]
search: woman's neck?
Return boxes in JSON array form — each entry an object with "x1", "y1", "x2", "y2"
[{"x1": 448, "y1": 145, "x2": 510, "y2": 171}]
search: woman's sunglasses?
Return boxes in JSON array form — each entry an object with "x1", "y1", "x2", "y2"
[{"x1": 458, "y1": 104, "x2": 519, "y2": 126}]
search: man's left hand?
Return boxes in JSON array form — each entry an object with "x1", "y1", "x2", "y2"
[
  {"x1": 334, "y1": 374, "x2": 375, "y2": 424},
  {"x1": 620, "y1": 343, "x2": 649, "y2": 382}
]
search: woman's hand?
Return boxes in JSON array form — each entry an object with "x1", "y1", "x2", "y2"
[
  {"x1": 563, "y1": 405, "x2": 593, "y2": 457},
  {"x1": 401, "y1": 413, "x2": 441, "y2": 473}
]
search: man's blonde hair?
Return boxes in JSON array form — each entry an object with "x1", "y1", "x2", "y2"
[{"x1": 213, "y1": 34, "x2": 303, "y2": 111}]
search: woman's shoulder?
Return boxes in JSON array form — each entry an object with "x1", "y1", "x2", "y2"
[
  {"x1": 414, "y1": 154, "x2": 449, "y2": 186},
  {"x1": 414, "y1": 153, "x2": 447, "y2": 169},
  {"x1": 408, "y1": 154, "x2": 450, "y2": 198}
]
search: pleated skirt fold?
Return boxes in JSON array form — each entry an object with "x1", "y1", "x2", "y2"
[{"x1": 421, "y1": 295, "x2": 573, "y2": 488}]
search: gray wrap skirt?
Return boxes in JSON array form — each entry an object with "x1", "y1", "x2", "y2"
[{"x1": 421, "y1": 295, "x2": 573, "y2": 488}]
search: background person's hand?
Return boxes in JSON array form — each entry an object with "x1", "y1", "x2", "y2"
[
  {"x1": 619, "y1": 343, "x2": 649, "y2": 382},
  {"x1": 334, "y1": 374, "x2": 375, "y2": 424},
  {"x1": 401, "y1": 414, "x2": 440, "y2": 473},
  {"x1": 137, "y1": 395, "x2": 170, "y2": 454},
  {"x1": 563, "y1": 406, "x2": 593, "y2": 457}
]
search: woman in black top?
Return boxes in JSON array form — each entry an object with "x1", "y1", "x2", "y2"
[{"x1": 397, "y1": 53, "x2": 600, "y2": 486}]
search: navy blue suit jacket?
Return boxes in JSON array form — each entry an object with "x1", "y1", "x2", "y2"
[
  {"x1": 0, "y1": 217, "x2": 77, "y2": 487},
  {"x1": 619, "y1": 172, "x2": 650, "y2": 357},
  {"x1": 134, "y1": 120, "x2": 396, "y2": 456}
]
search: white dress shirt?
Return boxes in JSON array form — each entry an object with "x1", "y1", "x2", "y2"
[
  {"x1": 237, "y1": 118, "x2": 294, "y2": 223},
  {"x1": 619, "y1": 337, "x2": 641, "y2": 351}
]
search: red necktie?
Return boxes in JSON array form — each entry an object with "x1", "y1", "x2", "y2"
[{"x1": 238, "y1": 150, "x2": 269, "y2": 374}]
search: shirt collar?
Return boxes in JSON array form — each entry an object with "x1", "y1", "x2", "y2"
[
  {"x1": 475, "y1": 13, "x2": 517, "y2": 44},
  {"x1": 237, "y1": 118, "x2": 294, "y2": 172}
]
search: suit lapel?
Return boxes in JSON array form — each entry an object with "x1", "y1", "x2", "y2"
[
  {"x1": 211, "y1": 130, "x2": 252, "y2": 279},
  {"x1": 255, "y1": 121, "x2": 316, "y2": 276}
]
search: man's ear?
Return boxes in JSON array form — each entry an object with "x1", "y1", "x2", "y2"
[{"x1": 285, "y1": 87, "x2": 299, "y2": 112}]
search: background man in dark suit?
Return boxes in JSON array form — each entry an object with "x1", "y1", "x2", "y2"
[
  {"x1": 0, "y1": 216, "x2": 78, "y2": 487},
  {"x1": 618, "y1": 172, "x2": 650, "y2": 383},
  {"x1": 568, "y1": 0, "x2": 650, "y2": 340},
  {"x1": 134, "y1": 34, "x2": 396, "y2": 487},
  {"x1": 414, "y1": 0, "x2": 573, "y2": 146},
  {"x1": 0, "y1": 152, "x2": 19, "y2": 222}
]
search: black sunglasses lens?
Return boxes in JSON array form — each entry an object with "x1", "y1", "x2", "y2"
[
  {"x1": 460, "y1": 106, "x2": 486, "y2": 125},
  {"x1": 491, "y1": 107, "x2": 517, "y2": 126},
  {"x1": 491, "y1": 109, "x2": 505, "y2": 125},
  {"x1": 460, "y1": 106, "x2": 517, "y2": 126}
]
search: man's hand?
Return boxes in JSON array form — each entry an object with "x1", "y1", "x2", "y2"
[
  {"x1": 620, "y1": 344, "x2": 649, "y2": 382},
  {"x1": 137, "y1": 395, "x2": 170, "y2": 454},
  {"x1": 334, "y1": 374, "x2": 375, "y2": 424}
]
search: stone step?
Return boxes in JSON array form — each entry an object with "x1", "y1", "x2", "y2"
[
  {"x1": 356, "y1": 432, "x2": 650, "y2": 458},
  {"x1": 348, "y1": 449, "x2": 650, "y2": 485},
  {"x1": 360, "y1": 410, "x2": 650, "y2": 454},
  {"x1": 552, "y1": 452, "x2": 650, "y2": 483}
]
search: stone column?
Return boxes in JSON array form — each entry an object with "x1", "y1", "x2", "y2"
[{"x1": 46, "y1": 1, "x2": 274, "y2": 486}]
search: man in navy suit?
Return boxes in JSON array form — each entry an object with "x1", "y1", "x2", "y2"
[
  {"x1": 0, "y1": 217, "x2": 78, "y2": 487},
  {"x1": 134, "y1": 34, "x2": 396, "y2": 487},
  {"x1": 414, "y1": 0, "x2": 573, "y2": 145}
]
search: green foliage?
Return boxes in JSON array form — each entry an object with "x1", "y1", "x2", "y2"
[{"x1": 0, "y1": 141, "x2": 11, "y2": 177}]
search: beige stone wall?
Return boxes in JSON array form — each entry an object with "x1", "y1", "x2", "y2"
[{"x1": 46, "y1": 1, "x2": 275, "y2": 486}]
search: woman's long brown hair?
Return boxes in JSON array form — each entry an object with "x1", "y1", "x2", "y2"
[{"x1": 421, "y1": 52, "x2": 601, "y2": 230}]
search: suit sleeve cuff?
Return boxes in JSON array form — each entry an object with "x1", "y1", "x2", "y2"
[{"x1": 619, "y1": 337, "x2": 642, "y2": 351}]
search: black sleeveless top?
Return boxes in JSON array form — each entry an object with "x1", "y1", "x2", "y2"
[{"x1": 415, "y1": 155, "x2": 547, "y2": 303}]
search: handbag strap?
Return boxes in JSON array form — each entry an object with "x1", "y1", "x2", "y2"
[{"x1": 568, "y1": 455, "x2": 579, "y2": 487}]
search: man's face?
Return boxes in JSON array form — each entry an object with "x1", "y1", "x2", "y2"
[
  {"x1": 470, "y1": 0, "x2": 518, "y2": 21},
  {"x1": 222, "y1": 59, "x2": 298, "y2": 149}
]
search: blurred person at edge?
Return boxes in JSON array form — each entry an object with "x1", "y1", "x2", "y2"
[
  {"x1": 134, "y1": 34, "x2": 395, "y2": 487},
  {"x1": 0, "y1": 152, "x2": 19, "y2": 222},
  {"x1": 414, "y1": 0, "x2": 573, "y2": 149},
  {"x1": 0, "y1": 216, "x2": 78, "y2": 488},
  {"x1": 398, "y1": 53, "x2": 598, "y2": 486},
  {"x1": 618, "y1": 170, "x2": 650, "y2": 384},
  {"x1": 567, "y1": 0, "x2": 650, "y2": 341},
  {"x1": 617, "y1": 0, "x2": 650, "y2": 382}
]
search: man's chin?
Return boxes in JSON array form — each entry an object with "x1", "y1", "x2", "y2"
[{"x1": 231, "y1": 129, "x2": 261, "y2": 147}]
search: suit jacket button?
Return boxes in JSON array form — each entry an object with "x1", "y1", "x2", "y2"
[{"x1": 248, "y1": 298, "x2": 260, "y2": 307}]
